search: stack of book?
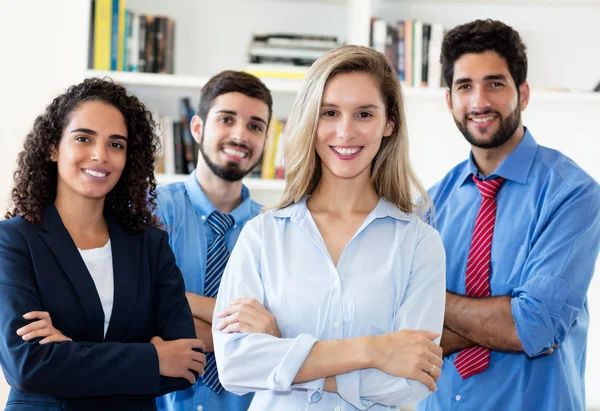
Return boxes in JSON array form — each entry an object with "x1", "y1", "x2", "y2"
[
  {"x1": 243, "y1": 33, "x2": 339, "y2": 80},
  {"x1": 89, "y1": 0, "x2": 175, "y2": 74},
  {"x1": 370, "y1": 18, "x2": 446, "y2": 88}
]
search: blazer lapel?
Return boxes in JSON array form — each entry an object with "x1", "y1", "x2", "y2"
[
  {"x1": 38, "y1": 204, "x2": 105, "y2": 342},
  {"x1": 104, "y1": 212, "x2": 140, "y2": 342}
]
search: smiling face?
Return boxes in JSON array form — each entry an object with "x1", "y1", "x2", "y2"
[
  {"x1": 193, "y1": 92, "x2": 269, "y2": 182},
  {"x1": 447, "y1": 50, "x2": 529, "y2": 149},
  {"x1": 315, "y1": 72, "x2": 394, "y2": 181},
  {"x1": 52, "y1": 100, "x2": 127, "y2": 204}
]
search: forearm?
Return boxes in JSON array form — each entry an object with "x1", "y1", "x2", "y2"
[
  {"x1": 293, "y1": 336, "x2": 372, "y2": 383},
  {"x1": 440, "y1": 327, "x2": 475, "y2": 355},
  {"x1": 445, "y1": 292, "x2": 523, "y2": 352},
  {"x1": 186, "y1": 292, "x2": 216, "y2": 324}
]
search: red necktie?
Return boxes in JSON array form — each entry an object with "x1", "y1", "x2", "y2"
[{"x1": 454, "y1": 175, "x2": 505, "y2": 379}]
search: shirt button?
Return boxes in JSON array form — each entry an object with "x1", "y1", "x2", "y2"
[
  {"x1": 233, "y1": 224, "x2": 237, "y2": 228},
  {"x1": 334, "y1": 320, "x2": 340, "y2": 328},
  {"x1": 197, "y1": 406, "x2": 204, "y2": 411},
  {"x1": 201, "y1": 215, "x2": 206, "y2": 221},
  {"x1": 333, "y1": 278, "x2": 340, "y2": 286},
  {"x1": 334, "y1": 407, "x2": 341, "y2": 411},
  {"x1": 455, "y1": 395, "x2": 461, "y2": 401}
]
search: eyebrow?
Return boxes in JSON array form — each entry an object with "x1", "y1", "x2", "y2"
[
  {"x1": 70, "y1": 128, "x2": 127, "y2": 141},
  {"x1": 320, "y1": 103, "x2": 381, "y2": 109},
  {"x1": 454, "y1": 74, "x2": 508, "y2": 85},
  {"x1": 216, "y1": 110, "x2": 268, "y2": 126}
]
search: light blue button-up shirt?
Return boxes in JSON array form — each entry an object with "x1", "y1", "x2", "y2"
[
  {"x1": 417, "y1": 129, "x2": 600, "y2": 411},
  {"x1": 213, "y1": 197, "x2": 446, "y2": 410},
  {"x1": 155, "y1": 170, "x2": 262, "y2": 411}
]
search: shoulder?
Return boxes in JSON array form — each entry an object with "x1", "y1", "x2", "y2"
[
  {"x1": 536, "y1": 145, "x2": 598, "y2": 189},
  {"x1": 0, "y1": 217, "x2": 36, "y2": 245},
  {"x1": 155, "y1": 181, "x2": 190, "y2": 224},
  {"x1": 155, "y1": 182, "x2": 188, "y2": 210},
  {"x1": 248, "y1": 198, "x2": 264, "y2": 218}
]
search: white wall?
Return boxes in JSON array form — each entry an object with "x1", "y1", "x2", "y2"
[{"x1": 0, "y1": 0, "x2": 90, "y2": 403}]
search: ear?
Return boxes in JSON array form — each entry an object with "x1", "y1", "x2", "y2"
[
  {"x1": 445, "y1": 89, "x2": 453, "y2": 113},
  {"x1": 49, "y1": 145, "x2": 58, "y2": 162},
  {"x1": 190, "y1": 115, "x2": 203, "y2": 145},
  {"x1": 518, "y1": 81, "x2": 530, "y2": 112},
  {"x1": 383, "y1": 120, "x2": 394, "y2": 138}
]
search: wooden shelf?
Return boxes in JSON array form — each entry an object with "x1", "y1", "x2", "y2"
[
  {"x1": 85, "y1": 70, "x2": 303, "y2": 94},
  {"x1": 155, "y1": 173, "x2": 286, "y2": 191}
]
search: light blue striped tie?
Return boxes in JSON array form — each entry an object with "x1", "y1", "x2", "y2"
[{"x1": 203, "y1": 210, "x2": 234, "y2": 393}]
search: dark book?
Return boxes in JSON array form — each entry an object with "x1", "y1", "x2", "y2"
[
  {"x1": 88, "y1": 0, "x2": 95, "y2": 69},
  {"x1": 249, "y1": 55, "x2": 316, "y2": 66},
  {"x1": 138, "y1": 14, "x2": 147, "y2": 72},
  {"x1": 172, "y1": 121, "x2": 185, "y2": 174},
  {"x1": 421, "y1": 23, "x2": 431, "y2": 87},
  {"x1": 165, "y1": 18, "x2": 175, "y2": 74},
  {"x1": 179, "y1": 97, "x2": 196, "y2": 173}
]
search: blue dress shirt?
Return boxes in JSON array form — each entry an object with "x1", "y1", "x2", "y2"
[
  {"x1": 213, "y1": 197, "x2": 446, "y2": 410},
  {"x1": 417, "y1": 129, "x2": 600, "y2": 411},
  {"x1": 155, "y1": 170, "x2": 262, "y2": 411}
]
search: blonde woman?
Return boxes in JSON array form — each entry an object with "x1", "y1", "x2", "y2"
[{"x1": 212, "y1": 45, "x2": 446, "y2": 410}]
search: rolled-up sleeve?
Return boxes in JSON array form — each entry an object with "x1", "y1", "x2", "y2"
[
  {"x1": 511, "y1": 183, "x2": 600, "y2": 357},
  {"x1": 213, "y1": 216, "x2": 323, "y2": 399},
  {"x1": 335, "y1": 223, "x2": 446, "y2": 409}
]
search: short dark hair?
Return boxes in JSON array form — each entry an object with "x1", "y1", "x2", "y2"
[
  {"x1": 7, "y1": 77, "x2": 160, "y2": 231},
  {"x1": 441, "y1": 19, "x2": 528, "y2": 89},
  {"x1": 197, "y1": 70, "x2": 273, "y2": 124}
]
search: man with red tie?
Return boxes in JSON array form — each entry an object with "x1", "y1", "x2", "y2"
[{"x1": 417, "y1": 19, "x2": 600, "y2": 411}]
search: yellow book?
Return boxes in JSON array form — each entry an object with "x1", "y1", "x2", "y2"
[
  {"x1": 93, "y1": 0, "x2": 112, "y2": 71},
  {"x1": 261, "y1": 118, "x2": 282, "y2": 179},
  {"x1": 116, "y1": 0, "x2": 127, "y2": 71}
]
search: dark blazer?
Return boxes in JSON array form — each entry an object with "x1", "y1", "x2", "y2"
[{"x1": 0, "y1": 204, "x2": 196, "y2": 410}]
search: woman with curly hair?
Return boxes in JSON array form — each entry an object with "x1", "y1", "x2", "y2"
[{"x1": 0, "y1": 78, "x2": 205, "y2": 410}]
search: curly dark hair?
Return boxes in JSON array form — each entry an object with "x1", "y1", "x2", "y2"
[
  {"x1": 6, "y1": 77, "x2": 161, "y2": 231},
  {"x1": 441, "y1": 19, "x2": 528, "y2": 91}
]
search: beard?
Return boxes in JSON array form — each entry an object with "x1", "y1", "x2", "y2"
[
  {"x1": 198, "y1": 135, "x2": 260, "y2": 182},
  {"x1": 454, "y1": 104, "x2": 521, "y2": 149}
]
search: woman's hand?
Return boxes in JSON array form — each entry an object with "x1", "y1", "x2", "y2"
[
  {"x1": 151, "y1": 336, "x2": 207, "y2": 384},
  {"x1": 371, "y1": 330, "x2": 443, "y2": 392},
  {"x1": 16, "y1": 311, "x2": 72, "y2": 344},
  {"x1": 216, "y1": 298, "x2": 281, "y2": 337}
]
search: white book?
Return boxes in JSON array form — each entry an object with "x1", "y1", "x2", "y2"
[
  {"x1": 428, "y1": 23, "x2": 444, "y2": 89},
  {"x1": 162, "y1": 116, "x2": 175, "y2": 175},
  {"x1": 372, "y1": 19, "x2": 388, "y2": 55},
  {"x1": 412, "y1": 21, "x2": 423, "y2": 88},
  {"x1": 129, "y1": 11, "x2": 139, "y2": 71}
]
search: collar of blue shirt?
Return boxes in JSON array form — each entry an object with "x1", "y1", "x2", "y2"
[
  {"x1": 460, "y1": 127, "x2": 539, "y2": 187},
  {"x1": 183, "y1": 169, "x2": 254, "y2": 224}
]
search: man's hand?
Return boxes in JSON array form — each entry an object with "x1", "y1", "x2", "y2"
[
  {"x1": 193, "y1": 318, "x2": 214, "y2": 352},
  {"x1": 216, "y1": 298, "x2": 281, "y2": 337},
  {"x1": 151, "y1": 336, "x2": 206, "y2": 384}
]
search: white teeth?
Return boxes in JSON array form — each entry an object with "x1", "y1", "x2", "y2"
[
  {"x1": 471, "y1": 116, "x2": 495, "y2": 123},
  {"x1": 332, "y1": 147, "x2": 360, "y2": 156},
  {"x1": 223, "y1": 147, "x2": 247, "y2": 158},
  {"x1": 84, "y1": 169, "x2": 107, "y2": 177}
]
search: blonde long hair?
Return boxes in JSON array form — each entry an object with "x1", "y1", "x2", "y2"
[{"x1": 274, "y1": 45, "x2": 430, "y2": 215}]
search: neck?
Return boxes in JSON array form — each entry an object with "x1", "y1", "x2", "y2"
[
  {"x1": 54, "y1": 191, "x2": 107, "y2": 236},
  {"x1": 472, "y1": 125, "x2": 525, "y2": 177},
  {"x1": 195, "y1": 160, "x2": 244, "y2": 214},
  {"x1": 308, "y1": 165, "x2": 379, "y2": 214}
]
